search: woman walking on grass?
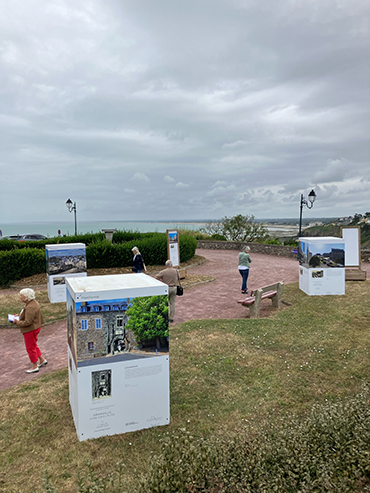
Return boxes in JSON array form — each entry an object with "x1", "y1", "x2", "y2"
[
  {"x1": 12, "y1": 288, "x2": 47, "y2": 373},
  {"x1": 238, "y1": 246, "x2": 252, "y2": 294}
]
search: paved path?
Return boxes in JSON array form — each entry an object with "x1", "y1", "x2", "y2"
[{"x1": 2, "y1": 249, "x2": 369, "y2": 390}]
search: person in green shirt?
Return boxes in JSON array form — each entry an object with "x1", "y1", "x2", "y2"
[{"x1": 238, "y1": 246, "x2": 252, "y2": 294}]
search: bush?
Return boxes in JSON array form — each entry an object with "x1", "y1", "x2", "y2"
[
  {"x1": 0, "y1": 230, "x2": 159, "y2": 252},
  {"x1": 0, "y1": 232, "x2": 197, "y2": 286},
  {"x1": 203, "y1": 215, "x2": 269, "y2": 242},
  {"x1": 86, "y1": 234, "x2": 170, "y2": 269},
  {"x1": 210, "y1": 233, "x2": 227, "y2": 241},
  {"x1": 264, "y1": 238, "x2": 282, "y2": 245},
  {"x1": 125, "y1": 295, "x2": 169, "y2": 347},
  {"x1": 0, "y1": 232, "x2": 106, "y2": 251},
  {"x1": 0, "y1": 248, "x2": 46, "y2": 287},
  {"x1": 139, "y1": 386, "x2": 370, "y2": 492},
  {"x1": 178, "y1": 234, "x2": 197, "y2": 262},
  {"x1": 195, "y1": 232, "x2": 210, "y2": 240},
  {"x1": 283, "y1": 237, "x2": 299, "y2": 247}
]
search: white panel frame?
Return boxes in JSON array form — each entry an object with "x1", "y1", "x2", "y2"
[{"x1": 341, "y1": 226, "x2": 361, "y2": 268}]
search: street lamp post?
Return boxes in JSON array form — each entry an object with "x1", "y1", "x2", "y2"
[
  {"x1": 299, "y1": 190, "x2": 316, "y2": 237},
  {"x1": 66, "y1": 198, "x2": 77, "y2": 236}
]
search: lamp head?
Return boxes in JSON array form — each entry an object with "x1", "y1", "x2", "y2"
[
  {"x1": 66, "y1": 198, "x2": 73, "y2": 212},
  {"x1": 308, "y1": 189, "x2": 316, "y2": 205}
]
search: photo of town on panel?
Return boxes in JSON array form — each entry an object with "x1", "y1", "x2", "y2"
[
  {"x1": 46, "y1": 246, "x2": 87, "y2": 276},
  {"x1": 299, "y1": 241, "x2": 345, "y2": 269},
  {"x1": 67, "y1": 292, "x2": 169, "y2": 366}
]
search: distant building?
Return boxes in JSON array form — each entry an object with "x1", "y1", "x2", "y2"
[{"x1": 338, "y1": 216, "x2": 353, "y2": 225}]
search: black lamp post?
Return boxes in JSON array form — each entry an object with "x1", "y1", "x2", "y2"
[
  {"x1": 66, "y1": 198, "x2": 77, "y2": 236},
  {"x1": 298, "y1": 190, "x2": 316, "y2": 237}
]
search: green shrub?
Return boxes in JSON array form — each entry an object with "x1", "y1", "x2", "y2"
[
  {"x1": 210, "y1": 233, "x2": 227, "y2": 241},
  {"x1": 265, "y1": 238, "x2": 282, "y2": 245},
  {"x1": 0, "y1": 230, "x2": 159, "y2": 252},
  {"x1": 125, "y1": 295, "x2": 169, "y2": 346},
  {"x1": 0, "y1": 232, "x2": 197, "y2": 285},
  {"x1": 86, "y1": 240, "x2": 132, "y2": 268},
  {"x1": 139, "y1": 386, "x2": 370, "y2": 492},
  {"x1": 112, "y1": 230, "x2": 160, "y2": 243},
  {"x1": 68, "y1": 233, "x2": 196, "y2": 270},
  {"x1": 178, "y1": 234, "x2": 197, "y2": 262},
  {"x1": 0, "y1": 232, "x2": 106, "y2": 251},
  {"x1": 85, "y1": 234, "x2": 169, "y2": 269},
  {"x1": 195, "y1": 232, "x2": 210, "y2": 240},
  {"x1": 283, "y1": 237, "x2": 299, "y2": 247},
  {"x1": 0, "y1": 248, "x2": 45, "y2": 287},
  {"x1": 0, "y1": 239, "x2": 22, "y2": 251}
]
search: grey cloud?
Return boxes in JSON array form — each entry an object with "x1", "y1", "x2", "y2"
[
  {"x1": 0, "y1": 0, "x2": 369, "y2": 222},
  {"x1": 132, "y1": 172, "x2": 150, "y2": 182},
  {"x1": 164, "y1": 175, "x2": 175, "y2": 183}
]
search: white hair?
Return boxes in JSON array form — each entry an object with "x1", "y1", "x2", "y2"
[
  {"x1": 165, "y1": 260, "x2": 173, "y2": 267},
  {"x1": 20, "y1": 288, "x2": 36, "y2": 301},
  {"x1": 244, "y1": 246, "x2": 250, "y2": 252},
  {"x1": 132, "y1": 246, "x2": 140, "y2": 255}
]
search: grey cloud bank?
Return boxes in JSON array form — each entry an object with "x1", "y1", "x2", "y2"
[{"x1": 0, "y1": 0, "x2": 369, "y2": 223}]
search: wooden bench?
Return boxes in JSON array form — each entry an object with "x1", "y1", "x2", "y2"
[{"x1": 237, "y1": 281, "x2": 284, "y2": 318}]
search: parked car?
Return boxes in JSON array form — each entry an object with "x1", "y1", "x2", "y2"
[
  {"x1": 0, "y1": 235, "x2": 22, "y2": 241},
  {"x1": 0, "y1": 234, "x2": 47, "y2": 242}
]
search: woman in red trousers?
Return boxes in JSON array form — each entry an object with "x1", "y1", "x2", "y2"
[{"x1": 13, "y1": 288, "x2": 47, "y2": 373}]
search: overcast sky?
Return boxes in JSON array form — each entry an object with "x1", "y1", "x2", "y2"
[{"x1": 0, "y1": 0, "x2": 369, "y2": 223}]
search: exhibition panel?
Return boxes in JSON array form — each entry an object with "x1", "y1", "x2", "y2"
[
  {"x1": 46, "y1": 243, "x2": 87, "y2": 303},
  {"x1": 298, "y1": 237, "x2": 345, "y2": 296},
  {"x1": 66, "y1": 274, "x2": 170, "y2": 441}
]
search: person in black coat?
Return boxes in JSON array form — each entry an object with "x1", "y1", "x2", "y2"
[{"x1": 131, "y1": 246, "x2": 145, "y2": 273}]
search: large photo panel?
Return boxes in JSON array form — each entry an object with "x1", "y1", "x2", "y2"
[{"x1": 66, "y1": 274, "x2": 171, "y2": 441}]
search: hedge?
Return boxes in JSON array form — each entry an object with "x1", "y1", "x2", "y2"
[
  {"x1": 86, "y1": 234, "x2": 197, "y2": 269},
  {"x1": 0, "y1": 233, "x2": 197, "y2": 287},
  {"x1": 0, "y1": 230, "x2": 165, "y2": 251},
  {"x1": 0, "y1": 248, "x2": 46, "y2": 287}
]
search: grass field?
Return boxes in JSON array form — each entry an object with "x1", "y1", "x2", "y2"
[{"x1": 1, "y1": 281, "x2": 370, "y2": 492}]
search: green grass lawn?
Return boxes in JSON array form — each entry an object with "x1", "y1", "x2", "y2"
[{"x1": 1, "y1": 281, "x2": 370, "y2": 492}]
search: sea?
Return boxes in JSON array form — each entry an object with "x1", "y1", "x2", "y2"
[
  {"x1": 0, "y1": 221, "x2": 207, "y2": 238},
  {"x1": 0, "y1": 220, "x2": 298, "y2": 239}
]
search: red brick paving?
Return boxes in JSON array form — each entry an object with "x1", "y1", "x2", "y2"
[{"x1": 1, "y1": 249, "x2": 369, "y2": 391}]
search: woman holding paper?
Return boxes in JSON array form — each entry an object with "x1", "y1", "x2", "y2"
[{"x1": 13, "y1": 288, "x2": 47, "y2": 373}]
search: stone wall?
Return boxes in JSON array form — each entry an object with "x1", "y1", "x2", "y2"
[
  {"x1": 197, "y1": 240, "x2": 370, "y2": 263},
  {"x1": 196, "y1": 240, "x2": 297, "y2": 258}
]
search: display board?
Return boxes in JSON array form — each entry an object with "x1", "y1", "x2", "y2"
[
  {"x1": 167, "y1": 229, "x2": 180, "y2": 267},
  {"x1": 298, "y1": 237, "x2": 345, "y2": 296},
  {"x1": 46, "y1": 243, "x2": 87, "y2": 303},
  {"x1": 341, "y1": 227, "x2": 360, "y2": 267},
  {"x1": 66, "y1": 273, "x2": 170, "y2": 441}
]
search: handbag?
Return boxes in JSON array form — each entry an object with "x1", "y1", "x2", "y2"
[
  {"x1": 132, "y1": 267, "x2": 137, "y2": 273},
  {"x1": 176, "y1": 271, "x2": 183, "y2": 296}
]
